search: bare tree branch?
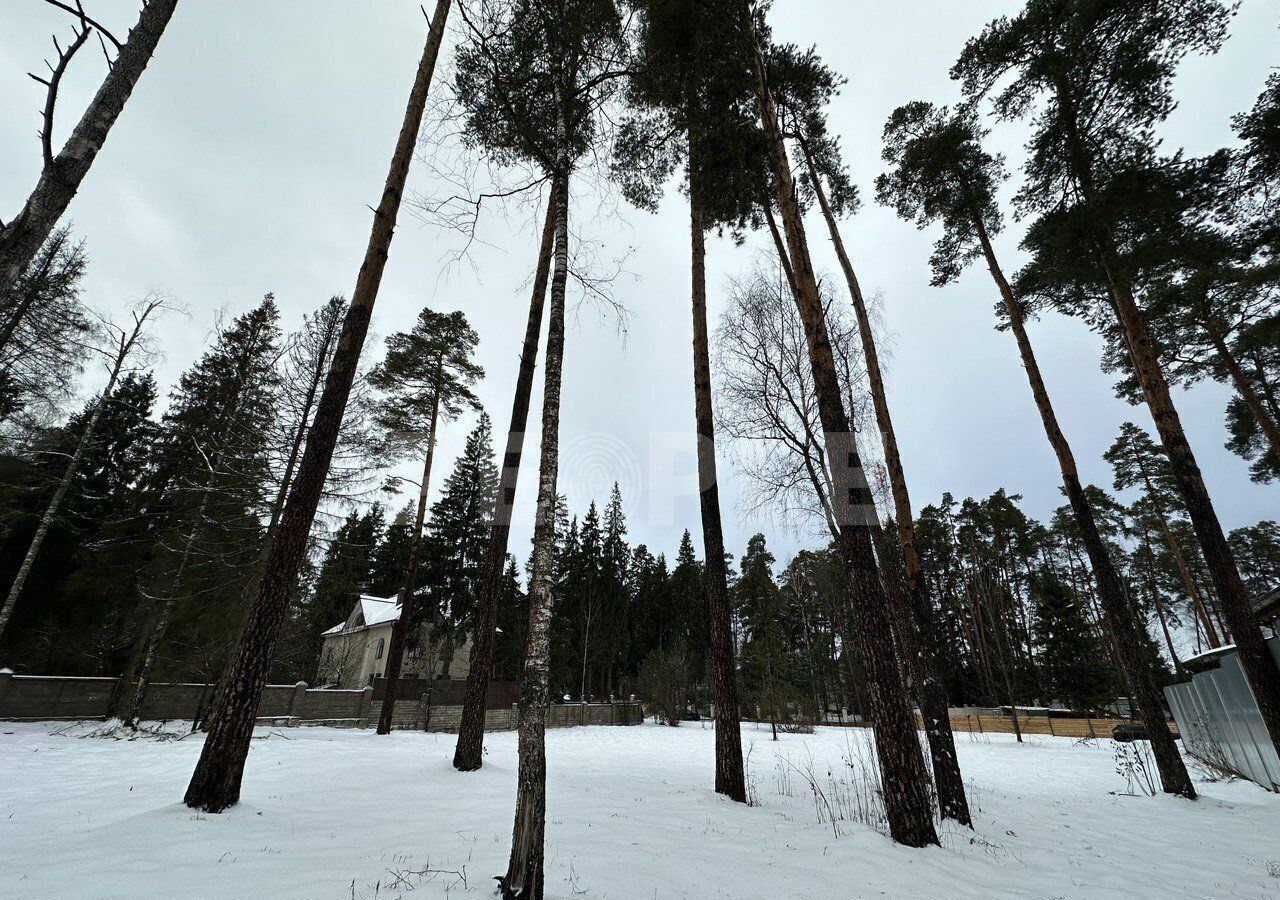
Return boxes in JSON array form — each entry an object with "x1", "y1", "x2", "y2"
[
  {"x1": 30, "y1": 21, "x2": 92, "y2": 168},
  {"x1": 38, "y1": 0, "x2": 122, "y2": 49}
]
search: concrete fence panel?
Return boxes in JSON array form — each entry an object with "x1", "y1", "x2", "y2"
[{"x1": 0, "y1": 673, "x2": 642, "y2": 735}]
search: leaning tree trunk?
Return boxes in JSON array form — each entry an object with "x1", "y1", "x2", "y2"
[
  {"x1": 971, "y1": 213, "x2": 1196, "y2": 797},
  {"x1": 454, "y1": 190, "x2": 556, "y2": 771},
  {"x1": 802, "y1": 139, "x2": 969, "y2": 826},
  {"x1": 124, "y1": 479, "x2": 219, "y2": 729},
  {"x1": 1146, "y1": 486, "x2": 1222, "y2": 648},
  {"x1": 498, "y1": 164, "x2": 570, "y2": 900},
  {"x1": 183, "y1": 0, "x2": 451, "y2": 813},
  {"x1": 1057, "y1": 101, "x2": 1280, "y2": 754},
  {"x1": 0, "y1": 229, "x2": 68, "y2": 358},
  {"x1": 0, "y1": 0, "x2": 180, "y2": 297},
  {"x1": 689, "y1": 157, "x2": 747, "y2": 804},
  {"x1": 0, "y1": 352, "x2": 125, "y2": 639},
  {"x1": 1145, "y1": 559, "x2": 1182, "y2": 675},
  {"x1": 377, "y1": 355, "x2": 444, "y2": 734},
  {"x1": 1099, "y1": 247, "x2": 1280, "y2": 755},
  {"x1": 739, "y1": 0, "x2": 937, "y2": 848}
]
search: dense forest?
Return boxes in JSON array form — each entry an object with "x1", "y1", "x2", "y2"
[{"x1": 3, "y1": 315, "x2": 1277, "y2": 713}]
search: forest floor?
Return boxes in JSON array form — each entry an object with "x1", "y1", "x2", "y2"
[{"x1": 1, "y1": 719, "x2": 1277, "y2": 899}]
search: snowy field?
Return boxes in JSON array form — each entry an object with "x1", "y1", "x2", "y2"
[{"x1": 1, "y1": 720, "x2": 1277, "y2": 899}]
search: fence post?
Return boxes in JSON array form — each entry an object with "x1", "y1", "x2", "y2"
[
  {"x1": 1047, "y1": 713, "x2": 1055, "y2": 737},
  {"x1": 359, "y1": 685, "x2": 374, "y2": 726},
  {"x1": 0, "y1": 668, "x2": 12, "y2": 707},
  {"x1": 288, "y1": 681, "x2": 308, "y2": 720}
]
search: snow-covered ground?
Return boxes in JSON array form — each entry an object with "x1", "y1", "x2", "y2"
[{"x1": 1, "y1": 720, "x2": 1277, "y2": 899}]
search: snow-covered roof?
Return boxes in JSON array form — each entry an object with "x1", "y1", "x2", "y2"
[
  {"x1": 359, "y1": 595, "x2": 400, "y2": 627},
  {"x1": 1181, "y1": 643, "x2": 1237, "y2": 666},
  {"x1": 1179, "y1": 642, "x2": 1239, "y2": 676},
  {"x1": 321, "y1": 594, "x2": 401, "y2": 637}
]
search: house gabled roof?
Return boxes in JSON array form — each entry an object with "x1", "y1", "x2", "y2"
[{"x1": 320, "y1": 594, "x2": 401, "y2": 637}]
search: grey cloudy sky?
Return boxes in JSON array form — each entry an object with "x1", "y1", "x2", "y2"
[{"x1": 2, "y1": 0, "x2": 1277, "y2": 570}]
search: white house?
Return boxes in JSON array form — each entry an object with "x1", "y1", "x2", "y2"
[{"x1": 316, "y1": 594, "x2": 473, "y2": 688}]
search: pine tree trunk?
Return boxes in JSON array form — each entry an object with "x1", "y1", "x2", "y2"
[
  {"x1": 1152, "y1": 503, "x2": 1222, "y2": 648},
  {"x1": 1102, "y1": 254, "x2": 1280, "y2": 753},
  {"x1": 740, "y1": 1, "x2": 937, "y2": 847},
  {"x1": 972, "y1": 215, "x2": 1196, "y2": 797},
  {"x1": 378, "y1": 357, "x2": 443, "y2": 734},
  {"x1": 1147, "y1": 565, "x2": 1181, "y2": 674},
  {"x1": 183, "y1": 1, "x2": 451, "y2": 812},
  {"x1": 689, "y1": 154, "x2": 747, "y2": 804},
  {"x1": 499, "y1": 165, "x2": 570, "y2": 900},
  {"x1": 123, "y1": 598, "x2": 175, "y2": 727},
  {"x1": 267, "y1": 314, "x2": 337, "y2": 541},
  {"x1": 0, "y1": 344, "x2": 127, "y2": 638},
  {"x1": 127, "y1": 478, "x2": 213, "y2": 727},
  {"x1": 802, "y1": 139, "x2": 969, "y2": 825},
  {"x1": 0, "y1": 0, "x2": 180, "y2": 297},
  {"x1": 454, "y1": 189, "x2": 556, "y2": 771}
]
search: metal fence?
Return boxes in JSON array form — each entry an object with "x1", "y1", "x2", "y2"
[{"x1": 1164, "y1": 633, "x2": 1280, "y2": 792}]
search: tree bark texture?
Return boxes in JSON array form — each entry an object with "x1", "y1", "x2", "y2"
[
  {"x1": 183, "y1": 0, "x2": 451, "y2": 812},
  {"x1": 454, "y1": 189, "x2": 557, "y2": 771},
  {"x1": 690, "y1": 163, "x2": 747, "y2": 804},
  {"x1": 499, "y1": 167, "x2": 570, "y2": 900}
]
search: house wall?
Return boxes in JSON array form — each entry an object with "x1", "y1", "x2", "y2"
[
  {"x1": 318, "y1": 625, "x2": 474, "y2": 688},
  {"x1": 0, "y1": 671, "x2": 642, "y2": 732}
]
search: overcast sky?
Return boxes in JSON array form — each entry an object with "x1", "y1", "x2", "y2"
[{"x1": 2, "y1": 0, "x2": 1277, "y2": 573}]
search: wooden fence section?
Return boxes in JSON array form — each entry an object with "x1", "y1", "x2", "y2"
[{"x1": 936, "y1": 712, "x2": 1177, "y2": 739}]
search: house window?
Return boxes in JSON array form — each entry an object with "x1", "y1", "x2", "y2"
[{"x1": 375, "y1": 637, "x2": 385, "y2": 660}]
